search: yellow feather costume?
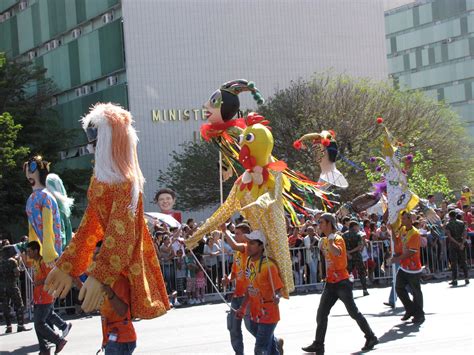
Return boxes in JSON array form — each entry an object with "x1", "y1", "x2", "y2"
[{"x1": 186, "y1": 115, "x2": 294, "y2": 297}]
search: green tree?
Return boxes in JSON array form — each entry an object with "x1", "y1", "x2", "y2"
[
  {"x1": 0, "y1": 56, "x2": 81, "y2": 238},
  {"x1": 158, "y1": 73, "x2": 473, "y2": 210},
  {"x1": 407, "y1": 151, "x2": 454, "y2": 199},
  {"x1": 0, "y1": 112, "x2": 29, "y2": 180}
]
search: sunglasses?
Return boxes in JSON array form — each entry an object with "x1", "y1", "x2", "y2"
[
  {"x1": 23, "y1": 158, "x2": 49, "y2": 174},
  {"x1": 85, "y1": 125, "x2": 98, "y2": 143},
  {"x1": 23, "y1": 161, "x2": 38, "y2": 174}
]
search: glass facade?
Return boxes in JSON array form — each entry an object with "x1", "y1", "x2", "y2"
[
  {"x1": 0, "y1": 0, "x2": 127, "y2": 169},
  {"x1": 385, "y1": 0, "x2": 474, "y2": 136}
]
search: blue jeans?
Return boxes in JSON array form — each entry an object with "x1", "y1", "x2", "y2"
[
  {"x1": 34, "y1": 303, "x2": 61, "y2": 351},
  {"x1": 47, "y1": 310, "x2": 67, "y2": 331},
  {"x1": 388, "y1": 263, "x2": 400, "y2": 305},
  {"x1": 248, "y1": 320, "x2": 279, "y2": 355},
  {"x1": 104, "y1": 341, "x2": 136, "y2": 355},
  {"x1": 227, "y1": 296, "x2": 251, "y2": 355}
]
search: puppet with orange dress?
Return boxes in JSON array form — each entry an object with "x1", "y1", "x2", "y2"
[{"x1": 45, "y1": 103, "x2": 169, "y2": 320}]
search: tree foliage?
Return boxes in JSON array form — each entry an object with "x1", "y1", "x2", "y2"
[
  {"x1": 157, "y1": 73, "x2": 474, "y2": 210},
  {"x1": 0, "y1": 56, "x2": 82, "y2": 238},
  {"x1": 0, "y1": 112, "x2": 29, "y2": 180}
]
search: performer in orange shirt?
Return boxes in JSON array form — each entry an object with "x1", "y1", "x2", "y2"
[
  {"x1": 236, "y1": 230, "x2": 284, "y2": 355},
  {"x1": 221, "y1": 223, "x2": 251, "y2": 355},
  {"x1": 27, "y1": 241, "x2": 67, "y2": 355},
  {"x1": 302, "y1": 213, "x2": 377, "y2": 355},
  {"x1": 93, "y1": 241, "x2": 137, "y2": 354},
  {"x1": 389, "y1": 211, "x2": 425, "y2": 324}
]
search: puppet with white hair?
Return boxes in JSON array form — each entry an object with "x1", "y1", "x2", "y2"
[{"x1": 45, "y1": 103, "x2": 169, "y2": 318}]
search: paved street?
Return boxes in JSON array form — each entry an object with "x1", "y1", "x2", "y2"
[{"x1": 1, "y1": 280, "x2": 473, "y2": 354}]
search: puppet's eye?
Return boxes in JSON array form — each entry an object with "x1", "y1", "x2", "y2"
[{"x1": 245, "y1": 133, "x2": 255, "y2": 142}]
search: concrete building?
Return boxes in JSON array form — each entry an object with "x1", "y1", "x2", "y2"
[
  {"x1": 1, "y1": 0, "x2": 391, "y2": 218},
  {"x1": 385, "y1": 0, "x2": 474, "y2": 135}
]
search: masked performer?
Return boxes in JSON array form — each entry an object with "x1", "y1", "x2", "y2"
[{"x1": 45, "y1": 103, "x2": 169, "y2": 321}]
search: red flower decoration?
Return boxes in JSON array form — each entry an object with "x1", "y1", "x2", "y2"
[
  {"x1": 293, "y1": 140, "x2": 302, "y2": 150},
  {"x1": 376, "y1": 117, "x2": 384, "y2": 124},
  {"x1": 245, "y1": 112, "x2": 269, "y2": 126},
  {"x1": 321, "y1": 138, "x2": 331, "y2": 147}
]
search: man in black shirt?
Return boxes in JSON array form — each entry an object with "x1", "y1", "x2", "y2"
[
  {"x1": 445, "y1": 210, "x2": 469, "y2": 286},
  {"x1": 342, "y1": 221, "x2": 369, "y2": 296}
]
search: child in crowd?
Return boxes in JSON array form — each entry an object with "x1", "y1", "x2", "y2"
[
  {"x1": 174, "y1": 249, "x2": 186, "y2": 306},
  {"x1": 195, "y1": 254, "x2": 207, "y2": 304},
  {"x1": 184, "y1": 249, "x2": 198, "y2": 304}
]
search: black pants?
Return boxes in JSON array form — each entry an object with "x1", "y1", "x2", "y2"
[
  {"x1": 395, "y1": 269, "x2": 424, "y2": 318},
  {"x1": 449, "y1": 246, "x2": 469, "y2": 281},
  {"x1": 315, "y1": 279, "x2": 374, "y2": 346},
  {"x1": 0, "y1": 285, "x2": 24, "y2": 327}
]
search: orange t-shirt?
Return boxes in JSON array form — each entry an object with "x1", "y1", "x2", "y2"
[
  {"x1": 231, "y1": 246, "x2": 248, "y2": 297},
  {"x1": 32, "y1": 259, "x2": 55, "y2": 305},
  {"x1": 246, "y1": 257, "x2": 284, "y2": 324},
  {"x1": 101, "y1": 275, "x2": 136, "y2": 345},
  {"x1": 399, "y1": 226, "x2": 422, "y2": 273},
  {"x1": 319, "y1": 235, "x2": 350, "y2": 283}
]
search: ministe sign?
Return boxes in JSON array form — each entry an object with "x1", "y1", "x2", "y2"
[{"x1": 151, "y1": 108, "x2": 209, "y2": 122}]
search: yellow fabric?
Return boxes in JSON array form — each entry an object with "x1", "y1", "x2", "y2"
[
  {"x1": 186, "y1": 172, "x2": 294, "y2": 298},
  {"x1": 28, "y1": 208, "x2": 59, "y2": 265}
]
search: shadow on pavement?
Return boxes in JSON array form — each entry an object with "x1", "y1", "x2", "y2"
[
  {"x1": 349, "y1": 322, "x2": 422, "y2": 355},
  {"x1": 1, "y1": 343, "x2": 38, "y2": 354}
]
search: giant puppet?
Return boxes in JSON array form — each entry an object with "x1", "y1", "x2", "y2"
[
  {"x1": 24, "y1": 156, "x2": 62, "y2": 266},
  {"x1": 293, "y1": 130, "x2": 349, "y2": 189},
  {"x1": 187, "y1": 112, "x2": 306, "y2": 298},
  {"x1": 200, "y1": 79, "x2": 334, "y2": 224},
  {"x1": 45, "y1": 103, "x2": 169, "y2": 317}
]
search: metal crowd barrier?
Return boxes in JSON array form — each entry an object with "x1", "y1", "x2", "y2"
[{"x1": 14, "y1": 238, "x2": 473, "y2": 319}]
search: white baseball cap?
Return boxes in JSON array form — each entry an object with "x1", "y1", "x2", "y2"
[{"x1": 244, "y1": 230, "x2": 266, "y2": 245}]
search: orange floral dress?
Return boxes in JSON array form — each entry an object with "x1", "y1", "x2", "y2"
[{"x1": 56, "y1": 177, "x2": 169, "y2": 319}]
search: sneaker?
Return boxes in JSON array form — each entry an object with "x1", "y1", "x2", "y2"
[
  {"x1": 449, "y1": 280, "x2": 458, "y2": 286},
  {"x1": 62, "y1": 323, "x2": 72, "y2": 338},
  {"x1": 383, "y1": 302, "x2": 395, "y2": 308},
  {"x1": 401, "y1": 312, "x2": 414, "y2": 321},
  {"x1": 174, "y1": 300, "x2": 181, "y2": 307},
  {"x1": 5, "y1": 326, "x2": 12, "y2": 334},
  {"x1": 277, "y1": 337, "x2": 284, "y2": 355},
  {"x1": 302, "y1": 341, "x2": 324, "y2": 354},
  {"x1": 361, "y1": 336, "x2": 378, "y2": 351},
  {"x1": 465, "y1": 279, "x2": 470, "y2": 285},
  {"x1": 188, "y1": 299, "x2": 195, "y2": 305},
  {"x1": 363, "y1": 289, "x2": 370, "y2": 296},
  {"x1": 200, "y1": 298, "x2": 205, "y2": 303},
  {"x1": 55, "y1": 338, "x2": 67, "y2": 353}
]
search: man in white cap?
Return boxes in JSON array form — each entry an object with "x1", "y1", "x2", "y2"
[
  {"x1": 236, "y1": 230, "x2": 284, "y2": 355},
  {"x1": 302, "y1": 213, "x2": 377, "y2": 355}
]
